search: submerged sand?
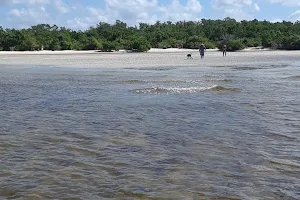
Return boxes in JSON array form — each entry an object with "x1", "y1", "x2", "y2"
[{"x1": 0, "y1": 49, "x2": 299, "y2": 68}]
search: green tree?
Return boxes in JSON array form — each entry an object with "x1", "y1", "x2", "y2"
[
  {"x1": 227, "y1": 39, "x2": 245, "y2": 51},
  {"x1": 1, "y1": 19, "x2": 300, "y2": 51},
  {"x1": 18, "y1": 30, "x2": 38, "y2": 51},
  {"x1": 84, "y1": 37, "x2": 102, "y2": 50},
  {"x1": 0, "y1": 26, "x2": 5, "y2": 51},
  {"x1": 129, "y1": 36, "x2": 151, "y2": 52}
]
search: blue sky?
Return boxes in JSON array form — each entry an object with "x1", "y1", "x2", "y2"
[{"x1": 0, "y1": 0, "x2": 300, "y2": 30}]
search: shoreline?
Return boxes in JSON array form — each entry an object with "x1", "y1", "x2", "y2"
[
  {"x1": 0, "y1": 47, "x2": 293, "y2": 55},
  {"x1": 0, "y1": 49, "x2": 299, "y2": 68}
]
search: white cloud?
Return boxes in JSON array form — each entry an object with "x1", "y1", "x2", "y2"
[
  {"x1": 289, "y1": 10, "x2": 300, "y2": 18},
  {"x1": 66, "y1": 18, "x2": 91, "y2": 30},
  {"x1": 267, "y1": 0, "x2": 300, "y2": 7},
  {"x1": 270, "y1": 18, "x2": 283, "y2": 23},
  {"x1": 254, "y1": 3, "x2": 260, "y2": 11},
  {"x1": 7, "y1": 6, "x2": 51, "y2": 28},
  {"x1": 66, "y1": 7, "x2": 108, "y2": 30},
  {"x1": 65, "y1": 0, "x2": 203, "y2": 29},
  {"x1": 213, "y1": 0, "x2": 252, "y2": 8},
  {"x1": 3, "y1": 0, "x2": 70, "y2": 28},
  {"x1": 15, "y1": 0, "x2": 49, "y2": 4},
  {"x1": 0, "y1": 0, "x2": 49, "y2": 5},
  {"x1": 224, "y1": 8, "x2": 253, "y2": 20},
  {"x1": 158, "y1": 0, "x2": 202, "y2": 21},
  {"x1": 54, "y1": 0, "x2": 68, "y2": 14},
  {"x1": 212, "y1": 0, "x2": 260, "y2": 20},
  {"x1": 289, "y1": 10, "x2": 300, "y2": 21}
]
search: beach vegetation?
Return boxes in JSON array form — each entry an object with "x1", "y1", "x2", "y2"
[
  {"x1": 1, "y1": 18, "x2": 300, "y2": 52},
  {"x1": 129, "y1": 36, "x2": 151, "y2": 52},
  {"x1": 226, "y1": 40, "x2": 246, "y2": 51}
]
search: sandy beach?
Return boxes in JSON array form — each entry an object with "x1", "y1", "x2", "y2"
[{"x1": 0, "y1": 48, "x2": 299, "y2": 68}]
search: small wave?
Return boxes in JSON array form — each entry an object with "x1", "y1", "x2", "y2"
[
  {"x1": 123, "y1": 79, "x2": 188, "y2": 84},
  {"x1": 203, "y1": 75, "x2": 219, "y2": 78},
  {"x1": 210, "y1": 85, "x2": 240, "y2": 92},
  {"x1": 269, "y1": 64, "x2": 290, "y2": 68},
  {"x1": 218, "y1": 79, "x2": 233, "y2": 83},
  {"x1": 284, "y1": 76, "x2": 300, "y2": 80},
  {"x1": 205, "y1": 79, "x2": 233, "y2": 83},
  {"x1": 233, "y1": 66, "x2": 264, "y2": 70},
  {"x1": 269, "y1": 158, "x2": 300, "y2": 169},
  {"x1": 124, "y1": 67, "x2": 176, "y2": 71},
  {"x1": 65, "y1": 145, "x2": 98, "y2": 156},
  {"x1": 133, "y1": 85, "x2": 240, "y2": 94},
  {"x1": 122, "y1": 80, "x2": 145, "y2": 84},
  {"x1": 202, "y1": 75, "x2": 233, "y2": 83},
  {"x1": 133, "y1": 87, "x2": 171, "y2": 94},
  {"x1": 137, "y1": 67, "x2": 177, "y2": 71}
]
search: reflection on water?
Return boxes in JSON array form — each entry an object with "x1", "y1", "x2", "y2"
[{"x1": 0, "y1": 63, "x2": 300, "y2": 200}]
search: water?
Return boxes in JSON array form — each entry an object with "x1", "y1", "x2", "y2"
[{"x1": 0, "y1": 62, "x2": 300, "y2": 200}]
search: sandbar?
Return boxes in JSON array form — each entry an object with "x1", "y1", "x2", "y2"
[{"x1": 0, "y1": 48, "x2": 299, "y2": 68}]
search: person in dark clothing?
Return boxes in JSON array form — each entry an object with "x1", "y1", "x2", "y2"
[
  {"x1": 222, "y1": 44, "x2": 227, "y2": 57},
  {"x1": 199, "y1": 43, "x2": 206, "y2": 59}
]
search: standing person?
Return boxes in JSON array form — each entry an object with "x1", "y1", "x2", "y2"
[
  {"x1": 199, "y1": 43, "x2": 206, "y2": 59},
  {"x1": 222, "y1": 44, "x2": 227, "y2": 57}
]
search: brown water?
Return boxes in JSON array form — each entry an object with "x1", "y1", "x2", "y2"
[{"x1": 0, "y1": 62, "x2": 299, "y2": 200}]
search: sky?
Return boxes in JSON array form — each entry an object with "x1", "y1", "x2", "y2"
[{"x1": 0, "y1": 0, "x2": 300, "y2": 30}]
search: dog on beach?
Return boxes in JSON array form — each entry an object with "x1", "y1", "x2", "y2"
[{"x1": 187, "y1": 53, "x2": 193, "y2": 59}]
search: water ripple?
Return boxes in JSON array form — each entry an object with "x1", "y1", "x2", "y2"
[{"x1": 1, "y1": 63, "x2": 300, "y2": 199}]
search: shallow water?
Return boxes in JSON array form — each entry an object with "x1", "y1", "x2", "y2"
[{"x1": 0, "y1": 62, "x2": 300, "y2": 200}]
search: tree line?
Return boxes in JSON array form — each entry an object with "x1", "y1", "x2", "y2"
[{"x1": 1, "y1": 18, "x2": 300, "y2": 52}]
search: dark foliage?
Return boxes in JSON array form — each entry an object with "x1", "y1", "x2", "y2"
[{"x1": 1, "y1": 18, "x2": 300, "y2": 52}]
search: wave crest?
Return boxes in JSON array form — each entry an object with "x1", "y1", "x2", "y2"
[
  {"x1": 284, "y1": 76, "x2": 300, "y2": 80},
  {"x1": 133, "y1": 85, "x2": 240, "y2": 94}
]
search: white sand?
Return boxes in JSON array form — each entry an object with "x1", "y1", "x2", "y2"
[{"x1": 0, "y1": 48, "x2": 299, "y2": 68}]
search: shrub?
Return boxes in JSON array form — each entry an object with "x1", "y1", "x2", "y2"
[
  {"x1": 205, "y1": 41, "x2": 216, "y2": 49},
  {"x1": 243, "y1": 38, "x2": 261, "y2": 47},
  {"x1": 227, "y1": 39, "x2": 246, "y2": 51},
  {"x1": 130, "y1": 37, "x2": 151, "y2": 52},
  {"x1": 102, "y1": 40, "x2": 118, "y2": 52},
  {"x1": 167, "y1": 38, "x2": 180, "y2": 48},
  {"x1": 83, "y1": 37, "x2": 102, "y2": 50},
  {"x1": 49, "y1": 40, "x2": 61, "y2": 51},
  {"x1": 279, "y1": 35, "x2": 300, "y2": 50},
  {"x1": 158, "y1": 41, "x2": 168, "y2": 49}
]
